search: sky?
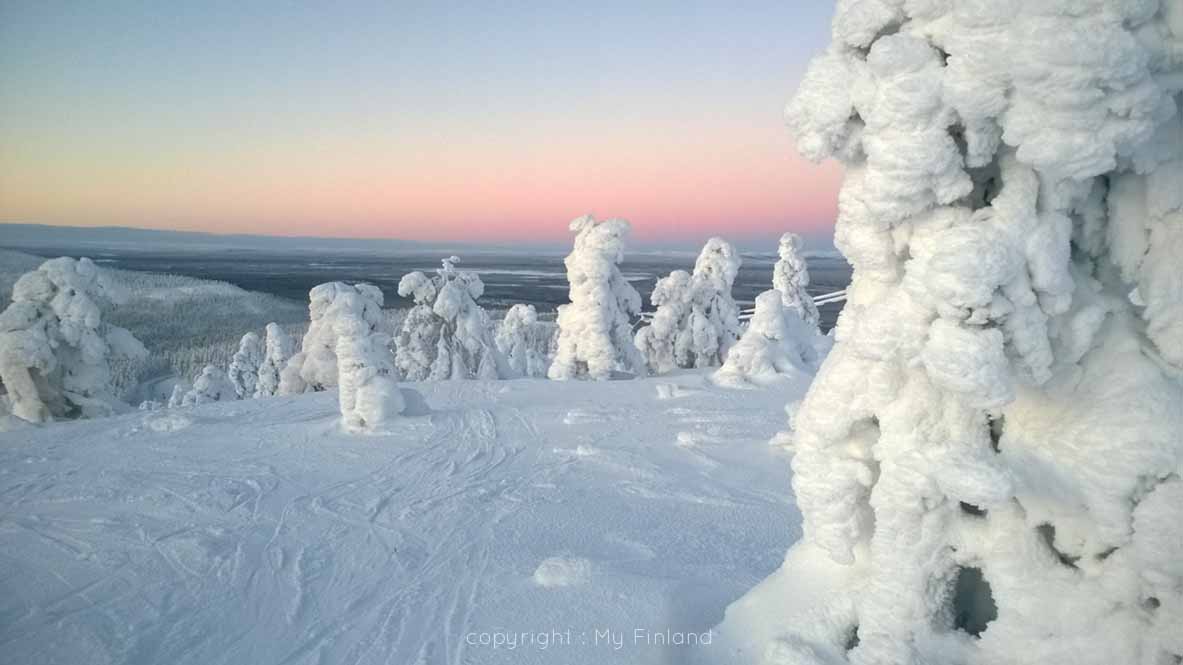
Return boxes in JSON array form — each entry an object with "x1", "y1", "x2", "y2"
[{"x1": 0, "y1": 1, "x2": 841, "y2": 249}]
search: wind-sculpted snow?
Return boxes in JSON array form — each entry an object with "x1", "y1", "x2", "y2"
[
  {"x1": 0, "y1": 372, "x2": 802, "y2": 665},
  {"x1": 549, "y1": 215, "x2": 645, "y2": 380},
  {"x1": 716, "y1": 3, "x2": 1183, "y2": 665},
  {"x1": 636, "y1": 237, "x2": 743, "y2": 373},
  {"x1": 0, "y1": 257, "x2": 147, "y2": 422},
  {"x1": 332, "y1": 287, "x2": 405, "y2": 432},
  {"x1": 773, "y1": 233, "x2": 820, "y2": 330},
  {"x1": 279, "y1": 282, "x2": 386, "y2": 395}
]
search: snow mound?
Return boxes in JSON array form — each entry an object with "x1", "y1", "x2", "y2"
[{"x1": 532, "y1": 556, "x2": 593, "y2": 588}]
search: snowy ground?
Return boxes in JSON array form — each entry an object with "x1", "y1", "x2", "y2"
[{"x1": 0, "y1": 371, "x2": 804, "y2": 664}]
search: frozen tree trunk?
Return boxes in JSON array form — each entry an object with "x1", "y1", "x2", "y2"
[
  {"x1": 227, "y1": 331, "x2": 263, "y2": 399},
  {"x1": 0, "y1": 257, "x2": 146, "y2": 422},
  {"x1": 716, "y1": 4, "x2": 1183, "y2": 665},
  {"x1": 773, "y1": 232, "x2": 820, "y2": 330},
  {"x1": 549, "y1": 215, "x2": 645, "y2": 380}
]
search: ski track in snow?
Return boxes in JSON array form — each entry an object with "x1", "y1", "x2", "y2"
[{"x1": 0, "y1": 372, "x2": 801, "y2": 664}]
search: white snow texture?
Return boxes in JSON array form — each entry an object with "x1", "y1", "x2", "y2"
[
  {"x1": 716, "y1": 3, "x2": 1183, "y2": 665},
  {"x1": 774, "y1": 232, "x2": 821, "y2": 330}
]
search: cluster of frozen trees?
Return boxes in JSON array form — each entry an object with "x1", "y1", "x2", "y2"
[
  {"x1": 0, "y1": 257, "x2": 147, "y2": 422},
  {"x1": 717, "y1": 3, "x2": 1183, "y2": 665}
]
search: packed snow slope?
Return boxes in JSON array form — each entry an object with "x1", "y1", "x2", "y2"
[{"x1": 0, "y1": 371, "x2": 804, "y2": 664}]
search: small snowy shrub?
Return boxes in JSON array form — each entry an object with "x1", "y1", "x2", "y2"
[
  {"x1": 548, "y1": 215, "x2": 645, "y2": 380},
  {"x1": 280, "y1": 282, "x2": 386, "y2": 393},
  {"x1": 332, "y1": 288, "x2": 405, "y2": 432},
  {"x1": 254, "y1": 322, "x2": 296, "y2": 398},
  {"x1": 182, "y1": 365, "x2": 235, "y2": 405},
  {"x1": 395, "y1": 256, "x2": 504, "y2": 380},
  {"x1": 635, "y1": 237, "x2": 742, "y2": 372},
  {"x1": 714, "y1": 290, "x2": 814, "y2": 386},
  {"x1": 167, "y1": 383, "x2": 187, "y2": 409},
  {"x1": 496, "y1": 304, "x2": 548, "y2": 378},
  {"x1": 227, "y1": 331, "x2": 263, "y2": 399},
  {"x1": 773, "y1": 232, "x2": 820, "y2": 330},
  {"x1": 716, "y1": 4, "x2": 1183, "y2": 665},
  {"x1": 0, "y1": 257, "x2": 147, "y2": 422}
]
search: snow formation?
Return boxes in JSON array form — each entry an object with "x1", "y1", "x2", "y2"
[
  {"x1": 331, "y1": 287, "x2": 404, "y2": 431},
  {"x1": 254, "y1": 323, "x2": 295, "y2": 398},
  {"x1": 227, "y1": 331, "x2": 263, "y2": 399},
  {"x1": 716, "y1": 3, "x2": 1183, "y2": 665},
  {"x1": 395, "y1": 256, "x2": 504, "y2": 380},
  {"x1": 773, "y1": 232, "x2": 820, "y2": 329},
  {"x1": 636, "y1": 237, "x2": 743, "y2": 373},
  {"x1": 714, "y1": 290, "x2": 816, "y2": 386},
  {"x1": 549, "y1": 215, "x2": 645, "y2": 380},
  {"x1": 0, "y1": 257, "x2": 147, "y2": 422},
  {"x1": 279, "y1": 282, "x2": 385, "y2": 394},
  {"x1": 495, "y1": 303, "x2": 549, "y2": 378},
  {"x1": 182, "y1": 365, "x2": 235, "y2": 405}
]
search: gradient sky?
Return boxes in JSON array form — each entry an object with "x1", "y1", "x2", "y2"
[{"x1": 0, "y1": 1, "x2": 841, "y2": 248}]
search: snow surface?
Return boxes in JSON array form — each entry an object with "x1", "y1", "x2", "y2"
[{"x1": 0, "y1": 371, "x2": 803, "y2": 664}]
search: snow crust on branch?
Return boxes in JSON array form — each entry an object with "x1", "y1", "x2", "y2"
[
  {"x1": 773, "y1": 232, "x2": 821, "y2": 330},
  {"x1": 395, "y1": 256, "x2": 504, "y2": 380},
  {"x1": 0, "y1": 257, "x2": 147, "y2": 422},
  {"x1": 549, "y1": 215, "x2": 645, "y2": 380},
  {"x1": 716, "y1": 3, "x2": 1183, "y2": 664},
  {"x1": 635, "y1": 237, "x2": 743, "y2": 373}
]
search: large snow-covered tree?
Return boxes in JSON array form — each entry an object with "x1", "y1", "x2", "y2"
[
  {"x1": 279, "y1": 282, "x2": 386, "y2": 394},
  {"x1": 227, "y1": 331, "x2": 263, "y2": 399},
  {"x1": 773, "y1": 232, "x2": 820, "y2": 330},
  {"x1": 332, "y1": 288, "x2": 405, "y2": 432},
  {"x1": 636, "y1": 237, "x2": 742, "y2": 373},
  {"x1": 254, "y1": 323, "x2": 295, "y2": 398},
  {"x1": 395, "y1": 256, "x2": 503, "y2": 380},
  {"x1": 717, "y1": 4, "x2": 1183, "y2": 665},
  {"x1": 496, "y1": 303, "x2": 548, "y2": 378},
  {"x1": 549, "y1": 215, "x2": 646, "y2": 380},
  {"x1": 182, "y1": 365, "x2": 235, "y2": 405},
  {"x1": 0, "y1": 257, "x2": 147, "y2": 422}
]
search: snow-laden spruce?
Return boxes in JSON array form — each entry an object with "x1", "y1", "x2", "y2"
[
  {"x1": 182, "y1": 365, "x2": 235, "y2": 405},
  {"x1": 773, "y1": 232, "x2": 819, "y2": 330},
  {"x1": 0, "y1": 257, "x2": 147, "y2": 422},
  {"x1": 549, "y1": 215, "x2": 645, "y2": 380},
  {"x1": 715, "y1": 4, "x2": 1183, "y2": 665},
  {"x1": 331, "y1": 287, "x2": 404, "y2": 431},
  {"x1": 254, "y1": 323, "x2": 295, "y2": 398},
  {"x1": 496, "y1": 304, "x2": 549, "y2": 378},
  {"x1": 714, "y1": 290, "x2": 816, "y2": 387},
  {"x1": 636, "y1": 237, "x2": 742, "y2": 373},
  {"x1": 167, "y1": 383, "x2": 186, "y2": 409},
  {"x1": 227, "y1": 331, "x2": 263, "y2": 399},
  {"x1": 279, "y1": 282, "x2": 386, "y2": 394},
  {"x1": 395, "y1": 256, "x2": 503, "y2": 380}
]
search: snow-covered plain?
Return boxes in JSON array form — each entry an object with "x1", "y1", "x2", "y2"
[{"x1": 0, "y1": 371, "x2": 804, "y2": 664}]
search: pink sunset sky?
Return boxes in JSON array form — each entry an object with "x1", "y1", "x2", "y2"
[{"x1": 0, "y1": 3, "x2": 842, "y2": 248}]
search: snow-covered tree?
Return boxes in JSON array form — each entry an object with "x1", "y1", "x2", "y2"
[
  {"x1": 717, "y1": 5, "x2": 1183, "y2": 665},
  {"x1": 227, "y1": 331, "x2": 263, "y2": 399},
  {"x1": 395, "y1": 256, "x2": 503, "y2": 380},
  {"x1": 549, "y1": 215, "x2": 645, "y2": 380},
  {"x1": 167, "y1": 383, "x2": 187, "y2": 409},
  {"x1": 333, "y1": 288, "x2": 405, "y2": 431},
  {"x1": 280, "y1": 282, "x2": 386, "y2": 394},
  {"x1": 496, "y1": 304, "x2": 548, "y2": 378},
  {"x1": 0, "y1": 257, "x2": 147, "y2": 422},
  {"x1": 773, "y1": 232, "x2": 820, "y2": 329},
  {"x1": 635, "y1": 237, "x2": 742, "y2": 372},
  {"x1": 182, "y1": 365, "x2": 234, "y2": 405},
  {"x1": 713, "y1": 290, "x2": 815, "y2": 386},
  {"x1": 254, "y1": 323, "x2": 295, "y2": 398}
]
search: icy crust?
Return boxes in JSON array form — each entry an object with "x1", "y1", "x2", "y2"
[
  {"x1": 636, "y1": 237, "x2": 743, "y2": 373},
  {"x1": 549, "y1": 215, "x2": 646, "y2": 380},
  {"x1": 774, "y1": 233, "x2": 821, "y2": 330},
  {"x1": 720, "y1": 2, "x2": 1183, "y2": 664},
  {"x1": 0, "y1": 257, "x2": 147, "y2": 422},
  {"x1": 395, "y1": 256, "x2": 505, "y2": 381}
]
